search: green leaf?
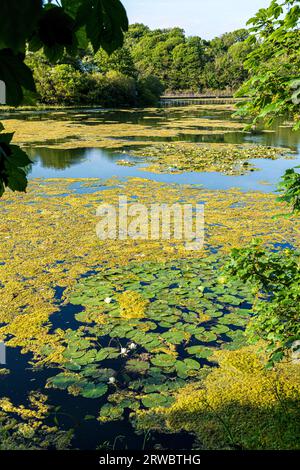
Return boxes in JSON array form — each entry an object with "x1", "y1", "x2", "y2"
[
  {"x1": 0, "y1": 1, "x2": 42, "y2": 53},
  {"x1": 96, "y1": 347, "x2": 119, "y2": 360},
  {"x1": 47, "y1": 373, "x2": 79, "y2": 390},
  {"x1": 0, "y1": 133, "x2": 14, "y2": 145},
  {"x1": 76, "y1": 0, "x2": 128, "y2": 53},
  {"x1": 151, "y1": 354, "x2": 177, "y2": 368},
  {"x1": 141, "y1": 393, "x2": 174, "y2": 408},
  {"x1": 186, "y1": 345, "x2": 214, "y2": 358},
  {"x1": 125, "y1": 359, "x2": 150, "y2": 374},
  {"x1": 36, "y1": 6, "x2": 77, "y2": 58},
  {"x1": 183, "y1": 358, "x2": 201, "y2": 370},
  {"x1": 8, "y1": 145, "x2": 33, "y2": 167},
  {"x1": 98, "y1": 403, "x2": 124, "y2": 422},
  {"x1": 81, "y1": 382, "x2": 108, "y2": 398},
  {"x1": 0, "y1": 49, "x2": 36, "y2": 106}
]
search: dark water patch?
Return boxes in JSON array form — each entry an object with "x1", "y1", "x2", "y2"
[
  {"x1": 49, "y1": 303, "x2": 84, "y2": 332},
  {"x1": 0, "y1": 343, "x2": 194, "y2": 450}
]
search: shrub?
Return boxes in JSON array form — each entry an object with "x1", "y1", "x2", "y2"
[
  {"x1": 137, "y1": 75, "x2": 165, "y2": 106},
  {"x1": 33, "y1": 64, "x2": 85, "y2": 105},
  {"x1": 224, "y1": 240, "x2": 300, "y2": 366}
]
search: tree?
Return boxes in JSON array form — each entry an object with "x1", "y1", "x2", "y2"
[
  {"x1": 130, "y1": 27, "x2": 186, "y2": 87},
  {"x1": 94, "y1": 46, "x2": 137, "y2": 77},
  {"x1": 236, "y1": 0, "x2": 300, "y2": 130},
  {"x1": 201, "y1": 29, "x2": 252, "y2": 91},
  {"x1": 171, "y1": 36, "x2": 207, "y2": 91},
  {"x1": 125, "y1": 23, "x2": 150, "y2": 48},
  {"x1": 0, "y1": 0, "x2": 129, "y2": 197},
  {"x1": 225, "y1": 0, "x2": 300, "y2": 366},
  {"x1": 225, "y1": 239, "x2": 300, "y2": 366}
]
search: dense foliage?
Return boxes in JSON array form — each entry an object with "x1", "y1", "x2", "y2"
[
  {"x1": 277, "y1": 166, "x2": 300, "y2": 213},
  {"x1": 25, "y1": 50, "x2": 163, "y2": 107},
  {"x1": 224, "y1": 240, "x2": 300, "y2": 366},
  {"x1": 236, "y1": 0, "x2": 300, "y2": 129},
  {"x1": 124, "y1": 24, "x2": 253, "y2": 93},
  {"x1": 23, "y1": 23, "x2": 254, "y2": 107},
  {"x1": 225, "y1": 0, "x2": 300, "y2": 367}
]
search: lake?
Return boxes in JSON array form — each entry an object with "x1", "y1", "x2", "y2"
[{"x1": 0, "y1": 102, "x2": 299, "y2": 450}]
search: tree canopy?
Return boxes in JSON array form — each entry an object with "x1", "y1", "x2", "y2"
[{"x1": 236, "y1": 0, "x2": 300, "y2": 129}]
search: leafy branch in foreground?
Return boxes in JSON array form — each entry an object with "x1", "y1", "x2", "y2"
[
  {"x1": 224, "y1": 239, "x2": 300, "y2": 367},
  {"x1": 276, "y1": 166, "x2": 300, "y2": 214},
  {"x1": 224, "y1": 0, "x2": 300, "y2": 367},
  {"x1": 0, "y1": 124, "x2": 32, "y2": 197},
  {"x1": 0, "y1": 0, "x2": 128, "y2": 196},
  {"x1": 235, "y1": 0, "x2": 300, "y2": 130}
]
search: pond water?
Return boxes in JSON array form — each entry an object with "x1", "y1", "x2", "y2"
[
  {"x1": 1, "y1": 102, "x2": 300, "y2": 450},
  {"x1": 21, "y1": 104, "x2": 300, "y2": 193}
]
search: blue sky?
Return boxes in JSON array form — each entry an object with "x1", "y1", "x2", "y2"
[{"x1": 122, "y1": 0, "x2": 271, "y2": 38}]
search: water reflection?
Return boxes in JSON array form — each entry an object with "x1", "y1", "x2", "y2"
[
  {"x1": 6, "y1": 105, "x2": 300, "y2": 192},
  {"x1": 27, "y1": 146, "x2": 87, "y2": 170}
]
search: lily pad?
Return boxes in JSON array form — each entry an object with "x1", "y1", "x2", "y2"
[
  {"x1": 81, "y1": 383, "x2": 108, "y2": 399},
  {"x1": 141, "y1": 393, "x2": 175, "y2": 408},
  {"x1": 125, "y1": 359, "x2": 150, "y2": 374},
  {"x1": 151, "y1": 354, "x2": 177, "y2": 368}
]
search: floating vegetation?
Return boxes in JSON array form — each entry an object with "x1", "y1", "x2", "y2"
[
  {"x1": 118, "y1": 291, "x2": 149, "y2": 319},
  {"x1": 134, "y1": 347, "x2": 300, "y2": 450},
  {"x1": 1, "y1": 101, "x2": 300, "y2": 449},
  {"x1": 0, "y1": 392, "x2": 73, "y2": 450},
  {"x1": 116, "y1": 159, "x2": 136, "y2": 167},
  {"x1": 0, "y1": 177, "x2": 299, "y2": 365},
  {"x1": 2, "y1": 105, "x2": 246, "y2": 150},
  {"x1": 129, "y1": 143, "x2": 294, "y2": 175},
  {"x1": 0, "y1": 153, "x2": 299, "y2": 445},
  {"x1": 0, "y1": 175, "x2": 298, "y2": 426},
  {"x1": 45, "y1": 255, "x2": 253, "y2": 420}
]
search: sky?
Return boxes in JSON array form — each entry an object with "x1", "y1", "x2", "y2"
[{"x1": 122, "y1": 0, "x2": 271, "y2": 39}]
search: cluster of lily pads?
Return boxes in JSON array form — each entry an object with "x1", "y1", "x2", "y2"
[
  {"x1": 46, "y1": 255, "x2": 253, "y2": 423},
  {"x1": 127, "y1": 143, "x2": 293, "y2": 175}
]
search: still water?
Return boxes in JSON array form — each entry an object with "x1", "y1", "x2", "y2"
[
  {"x1": 1, "y1": 103, "x2": 300, "y2": 450},
  {"x1": 19, "y1": 104, "x2": 300, "y2": 192}
]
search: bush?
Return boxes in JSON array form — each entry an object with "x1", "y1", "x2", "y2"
[
  {"x1": 224, "y1": 240, "x2": 300, "y2": 366},
  {"x1": 28, "y1": 54, "x2": 163, "y2": 108},
  {"x1": 33, "y1": 64, "x2": 85, "y2": 105},
  {"x1": 84, "y1": 71, "x2": 137, "y2": 107},
  {"x1": 137, "y1": 75, "x2": 165, "y2": 106}
]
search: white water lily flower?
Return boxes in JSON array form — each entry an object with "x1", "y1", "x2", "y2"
[
  {"x1": 128, "y1": 342, "x2": 137, "y2": 350},
  {"x1": 104, "y1": 297, "x2": 112, "y2": 304},
  {"x1": 120, "y1": 347, "x2": 128, "y2": 355},
  {"x1": 108, "y1": 377, "x2": 116, "y2": 384}
]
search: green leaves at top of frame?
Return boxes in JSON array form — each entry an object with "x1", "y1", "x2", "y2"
[
  {"x1": 0, "y1": 1, "x2": 42, "y2": 53},
  {"x1": 76, "y1": 0, "x2": 129, "y2": 53},
  {"x1": 0, "y1": 0, "x2": 128, "y2": 106},
  {"x1": 0, "y1": 128, "x2": 32, "y2": 197},
  {"x1": 0, "y1": 0, "x2": 128, "y2": 55},
  {"x1": 29, "y1": 5, "x2": 78, "y2": 62}
]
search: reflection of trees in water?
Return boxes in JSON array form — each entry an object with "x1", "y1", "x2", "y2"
[
  {"x1": 27, "y1": 146, "x2": 123, "y2": 171},
  {"x1": 27, "y1": 147, "x2": 88, "y2": 170},
  {"x1": 261, "y1": 125, "x2": 300, "y2": 151},
  {"x1": 243, "y1": 124, "x2": 300, "y2": 152}
]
